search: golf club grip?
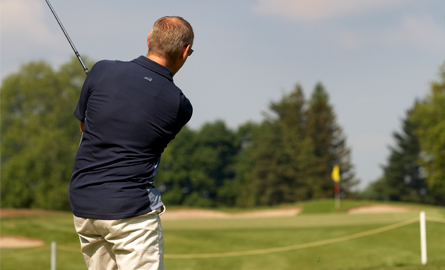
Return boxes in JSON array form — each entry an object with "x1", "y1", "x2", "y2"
[{"x1": 44, "y1": 0, "x2": 89, "y2": 75}]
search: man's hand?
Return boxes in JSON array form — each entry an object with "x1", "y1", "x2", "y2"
[{"x1": 80, "y1": 122, "x2": 84, "y2": 133}]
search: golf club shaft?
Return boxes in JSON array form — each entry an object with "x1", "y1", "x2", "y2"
[{"x1": 45, "y1": 0, "x2": 89, "y2": 75}]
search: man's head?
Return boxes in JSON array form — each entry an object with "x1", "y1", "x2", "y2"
[{"x1": 147, "y1": 16, "x2": 194, "y2": 65}]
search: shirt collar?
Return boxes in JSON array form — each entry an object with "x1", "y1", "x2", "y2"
[{"x1": 131, "y1": 56, "x2": 173, "y2": 82}]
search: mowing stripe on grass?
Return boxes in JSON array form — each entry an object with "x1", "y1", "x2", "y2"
[
  {"x1": 1, "y1": 246, "x2": 50, "y2": 259},
  {"x1": 6, "y1": 215, "x2": 444, "y2": 260},
  {"x1": 165, "y1": 217, "x2": 420, "y2": 259},
  {"x1": 426, "y1": 216, "x2": 445, "y2": 223},
  {"x1": 56, "y1": 245, "x2": 80, "y2": 252}
]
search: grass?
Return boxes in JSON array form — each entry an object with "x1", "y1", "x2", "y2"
[{"x1": 1, "y1": 200, "x2": 445, "y2": 270}]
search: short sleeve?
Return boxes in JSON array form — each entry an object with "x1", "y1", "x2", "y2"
[
  {"x1": 175, "y1": 92, "x2": 193, "y2": 131},
  {"x1": 73, "y1": 64, "x2": 97, "y2": 121}
]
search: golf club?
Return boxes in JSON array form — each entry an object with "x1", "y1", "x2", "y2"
[{"x1": 44, "y1": 0, "x2": 89, "y2": 75}]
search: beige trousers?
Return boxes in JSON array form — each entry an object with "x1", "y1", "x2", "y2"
[{"x1": 73, "y1": 206, "x2": 165, "y2": 270}]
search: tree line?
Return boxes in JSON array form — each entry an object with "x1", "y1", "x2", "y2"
[
  {"x1": 1, "y1": 57, "x2": 359, "y2": 210},
  {"x1": 362, "y1": 62, "x2": 445, "y2": 205},
  {"x1": 156, "y1": 83, "x2": 358, "y2": 207}
]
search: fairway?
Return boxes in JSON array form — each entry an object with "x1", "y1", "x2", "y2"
[{"x1": 1, "y1": 201, "x2": 445, "y2": 270}]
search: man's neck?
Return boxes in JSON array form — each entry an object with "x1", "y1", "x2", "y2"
[{"x1": 146, "y1": 54, "x2": 177, "y2": 76}]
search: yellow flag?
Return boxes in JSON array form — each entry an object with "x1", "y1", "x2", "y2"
[{"x1": 331, "y1": 165, "x2": 340, "y2": 183}]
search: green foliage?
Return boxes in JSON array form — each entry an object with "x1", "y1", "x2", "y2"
[
  {"x1": 366, "y1": 107, "x2": 434, "y2": 203},
  {"x1": 156, "y1": 121, "x2": 240, "y2": 207},
  {"x1": 238, "y1": 84, "x2": 358, "y2": 206},
  {"x1": 306, "y1": 83, "x2": 357, "y2": 197},
  {"x1": 411, "y1": 63, "x2": 445, "y2": 204},
  {"x1": 382, "y1": 109, "x2": 425, "y2": 202},
  {"x1": 365, "y1": 62, "x2": 445, "y2": 206},
  {"x1": 361, "y1": 177, "x2": 392, "y2": 201},
  {"x1": 1, "y1": 57, "x2": 93, "y2": 209},
  {"x1": 241, "y1": 120, "x2": 299, "y2": 206},
  {"x1": 0, "y1": 57, "x2": 357, "y2": 210}
]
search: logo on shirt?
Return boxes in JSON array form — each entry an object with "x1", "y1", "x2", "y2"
[{"x1": 144, "y1": 77, "x2": 153, "y2": 82}]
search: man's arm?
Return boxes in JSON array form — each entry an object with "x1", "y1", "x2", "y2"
[
  {"x1": 80, "y1": 122, "x2": 84, "y2": 133},
  {"x1": 175, "y1": 93, "x2": 193, "y2": 131}
]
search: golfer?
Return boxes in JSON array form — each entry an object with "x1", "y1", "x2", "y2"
[{"x1": 69, "y1": 16, "x2": 194, "y2": 270}]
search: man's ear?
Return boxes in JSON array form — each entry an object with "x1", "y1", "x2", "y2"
[
  {"x1": 181, "y1": 44, "x2": 191, "y2": 60},
  {"x1": 147, "y1": 33, "x2": 151, "y2": 47}
]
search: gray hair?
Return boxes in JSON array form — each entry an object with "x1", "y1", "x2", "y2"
[{"x1": 148, "y1": 16, "x2": 194, "y2": 61}]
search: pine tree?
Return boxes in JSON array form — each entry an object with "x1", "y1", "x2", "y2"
[
  {"x1": 305, "y1": 83, "x2": 357, "y2": 198},
  {"x1": 269, "y1": 85, "x2": 316, "y2": 202},
  {"x1": 411, "y1": 63, "x2": 445, "y2": 204},
  {"x1": 238, "y1": 83, "x2": 357, "y2": 206},
  {"x1": 381, "y1": 107, "x2": 433, "y2": 203},
  {"x1": 238, "y1": 85, "x2": 311, "y2": 206}
]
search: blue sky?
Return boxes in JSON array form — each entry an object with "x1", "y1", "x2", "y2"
[{"x1": 1, "y1": 0, "x2": 444, "y2": 189}]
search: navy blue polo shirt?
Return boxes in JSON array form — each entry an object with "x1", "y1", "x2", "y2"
[{"x1": 69, "y1": 56, "x2": 192, "y2": 219}]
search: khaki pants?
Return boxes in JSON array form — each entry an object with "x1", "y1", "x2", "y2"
[{"x1": 73, "y1": 206, "x2": 165, "y2": 270}]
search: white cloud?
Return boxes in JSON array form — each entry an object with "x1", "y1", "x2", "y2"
[
  {"x1": 1, "y1": 0, "x2": 59, "y2": 45},
  {"x1": 252, "y1": 0, "x2": 403, "y2": 21},
  {"x1": 385, "y1": 15, "x2": 445, "y2": 50},
  {"x1": 0, "y1": 0, "x2": 68, "y2": 77},
  {"x1": 333, "y1": 14, "x2": 445, "y2": 51}
]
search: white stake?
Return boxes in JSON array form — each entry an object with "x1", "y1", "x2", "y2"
[
  {"x1": 51, "y1": 241, "x2": 56, "y2": 270},
  {"x1": 420, "y1": 211, "x2": 427, "y2": 265}
]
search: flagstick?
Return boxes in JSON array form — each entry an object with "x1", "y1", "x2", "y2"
[
  {"x1": 335, "y1": 193, "x2": 340, "y2": 210},
  {"x1": 331, "y1": 165, "x2": 341, "y2": 211},
  {"x1": 335, "y1": 183, "x2": 340, "y2": 211}
]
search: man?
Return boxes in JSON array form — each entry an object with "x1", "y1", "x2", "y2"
[{"x1": 69, "y1": 16, "x2": 194, "y2": 270}]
